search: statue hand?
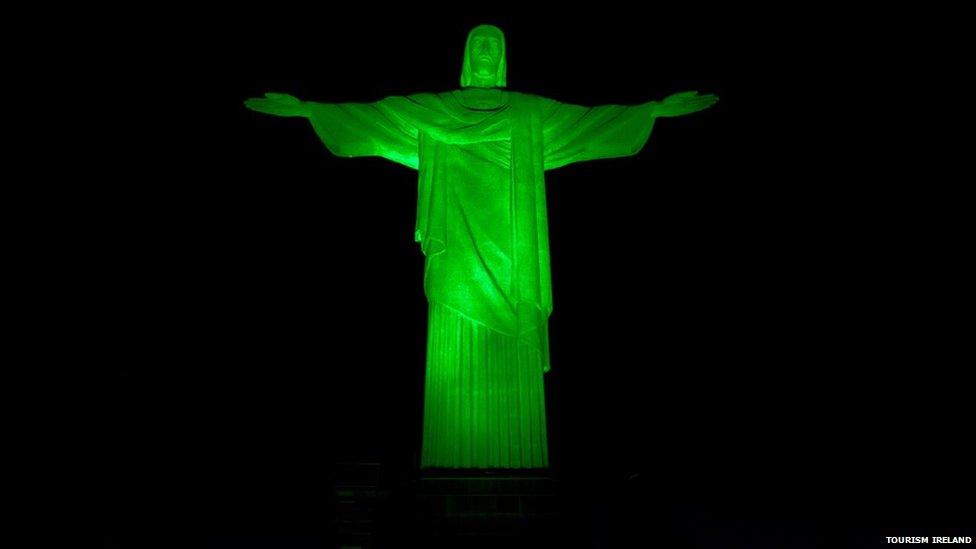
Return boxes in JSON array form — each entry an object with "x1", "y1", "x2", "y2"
[
  {"x1": 244, "y1": 92, "x2": 309, "y2": 117},
  {"x1": 654, "y1": 91, "x2": 718, "y2": 118}
]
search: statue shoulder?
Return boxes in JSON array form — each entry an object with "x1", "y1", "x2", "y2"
[
  {"x1": 503, "y1": 91, "x2": 559, "y2": 111},
  {"x1": 508, "y1": 92, "x2": 561, "y2": 116},
  {"x1": 506, "y1": 90, "x2": 545, "y2": 101},
  {"x1": 403, "y1": 92, "x2": 451, "y2": 106}
]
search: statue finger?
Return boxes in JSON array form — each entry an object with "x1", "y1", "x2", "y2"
[{"x1": 266, "y1": 92, "x2": 297, "y2": 103}]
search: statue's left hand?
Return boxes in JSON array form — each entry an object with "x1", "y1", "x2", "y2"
[
  {"x1": 654, "y1": 91, "x2": 718, "y2": 118},
  {"x1": 244, "y1": 92, "x2": 309, "y2": 117}
]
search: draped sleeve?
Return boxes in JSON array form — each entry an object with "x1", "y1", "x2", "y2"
[
  {"x1": 306, "y1": 97, "x2": 423, "y2": 169},
  {"x1": 305, "y1": 93, "x2": 513, "y2": 171},
  {"x1": 541, "y1": 99, "x2": 657, "y2": 171}
]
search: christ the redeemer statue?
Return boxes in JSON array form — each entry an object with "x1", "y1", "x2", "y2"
[{"x1": 245, "y1": 24, "x2": 717, "y2": 469}]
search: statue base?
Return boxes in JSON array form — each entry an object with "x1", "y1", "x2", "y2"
[
  {"x1": 334, "y1": 462, "x2": 390, "y2": 549},
  {"x1": 413, "y1": 470, "x2": 563, "y2": 548}
]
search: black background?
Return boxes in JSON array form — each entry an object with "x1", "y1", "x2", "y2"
[{"x1": 92, "y1": 7, "x2": 972, "y2": 548}]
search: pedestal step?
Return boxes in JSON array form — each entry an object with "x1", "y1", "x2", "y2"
[
  {"x1": 334, "y1": 462, "x2": 390, "y2": 549},
  {"x1": 414, "y1": 474, "x2": 563, "y2": 547}
]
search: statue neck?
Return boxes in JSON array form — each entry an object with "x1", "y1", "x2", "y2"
[{"x1": 453, "y1": 88, "x2": 507, "y2": 110}]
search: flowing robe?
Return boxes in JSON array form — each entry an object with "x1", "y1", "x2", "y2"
[{"x1": 306, "y1": 90, "x2": 656, "y2": 468}]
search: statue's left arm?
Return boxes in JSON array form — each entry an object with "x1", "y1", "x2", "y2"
[{"x1": 542, "y1": 91, "x2": 717, "y2": 171}]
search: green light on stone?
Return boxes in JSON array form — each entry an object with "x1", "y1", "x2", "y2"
[{"x1": 245, "y1": 24, "x2": 717, "y2": 469}]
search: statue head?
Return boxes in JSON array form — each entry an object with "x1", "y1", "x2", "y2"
[{"x1": 461, "y1": 24, "x2": 507, "y2": 89}]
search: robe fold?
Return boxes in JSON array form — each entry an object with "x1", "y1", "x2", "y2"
[{"x1": 306, "y1": 90, "x2": 656, "y2": 468}]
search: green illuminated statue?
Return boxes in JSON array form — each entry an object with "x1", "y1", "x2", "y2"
[{"x1": 245, "y1": 25, "x2": 717, "y2": 469}]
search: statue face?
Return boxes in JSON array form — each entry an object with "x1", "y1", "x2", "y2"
[
  {"x1": 460, "y1": 24, "x2": 506, "y2": 88},
  {"x1": 469, "y1": 31, "x2": 502, "y2": 79}
]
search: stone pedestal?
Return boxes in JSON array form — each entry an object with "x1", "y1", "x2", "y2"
[
  {"x1": 334, "y1": 462, "x2": 390, "y2": 549},
  {"x1": 414, "y1": 471, "x2": 563, "y2": 548}
]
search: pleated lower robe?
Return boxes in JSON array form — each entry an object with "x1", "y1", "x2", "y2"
[{"x1": 422, "y1": 302, "x2": 548, "y2": 468}]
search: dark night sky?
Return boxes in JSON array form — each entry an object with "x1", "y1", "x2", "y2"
[{"x1": 90, "y1": 7, "x2": 972, "y2": 548}]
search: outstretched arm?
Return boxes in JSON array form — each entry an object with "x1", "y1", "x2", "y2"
[
  {"x1": 541, "y1": 91, "x2": 718, "y2": 170},
  {"x1": 243, "y1": 92, "x2": 422, "y2": 169}
]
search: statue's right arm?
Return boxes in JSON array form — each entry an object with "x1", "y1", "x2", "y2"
[
  {"x1": 244, "y1": 92, "x2": 421, "y2": 169},
  {"x1": 243, "y1": 92, "x2": 310, "y2": 117}
]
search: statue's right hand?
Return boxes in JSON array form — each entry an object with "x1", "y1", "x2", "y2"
[{"x1": 244, "y1": 92, "x2": 309, "y2": 117}]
